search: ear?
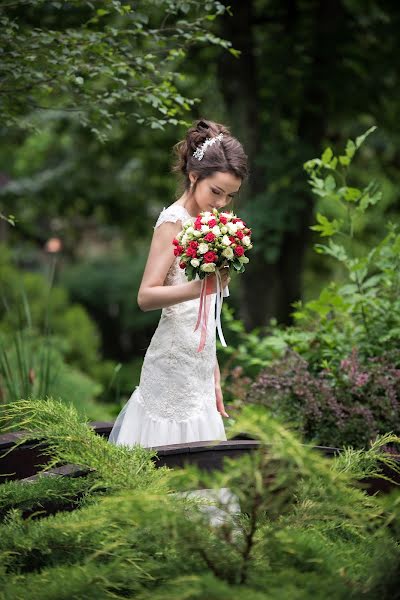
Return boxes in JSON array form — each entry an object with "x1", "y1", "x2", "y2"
[{"x1": 188, "y1": 171, "x2": 198, "y2": 185}]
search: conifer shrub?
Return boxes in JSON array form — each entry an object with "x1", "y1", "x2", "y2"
[{"x1": 1, "y1": 398, "x2": 400, "y2": 598}]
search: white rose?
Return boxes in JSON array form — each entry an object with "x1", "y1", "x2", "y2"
[
  {"x1": 198, "y1": 243, "x2": 209, "y2": 254},
  {"x1": 182, "y1": 234, "x2": 188, "y2": 245},
  {"x1": 242, "y1": 235, "x2": 251, "y2": 246},
  {"x1": 201, "y1": 212, "x2": 212, "y2": 223},
  {"x1": 236, "y1": 221, "x2": 245, "y2": 230},
  {"x1": 185, "y1": 226, "x2": 195, "y2": 235},
  {"x1": 190, "y1": 258, "x2": 200, "y2": 267},
  {"x1": 227, "y1": 222, "x2": 238, "y2": 234},
  {"x1": 193, "y1": 230, "x2": 202, "y2": 238},
  {"x1": 201, "y1": 262, "x2": 216, "y2": 272},
  {"x1": 220, "y1": 212, "x2": 232, "y2": 221},
  {"x1": 211, "y1": 225, "x2": 221, "y2": 236},
  {"x1": 220, "y1": 226, "x2": 228, "y2": 234},
  {"x1": 183, "y1": 219, "x2": 193, "y2": 227},
  {"x1": 201, "y1": 224, "x2": 210, "y2": 233},
  {"x1": 238, "y1": 255, "x2": 249, "y2": 264},
  {"x1": 221, "y1": 235, "x2": 232, "y2": 246},
  {"x1": 222, "y1": 247, "x2": 234, "y2": 259}
]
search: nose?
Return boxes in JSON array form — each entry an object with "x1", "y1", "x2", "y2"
[{"x1": 215, "y1": 197, "x2": 229, "y2": 209}]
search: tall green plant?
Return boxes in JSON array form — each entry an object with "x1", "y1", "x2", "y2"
[{"x1": 287, "y1": 125, "x2": 400, "y2": 365}]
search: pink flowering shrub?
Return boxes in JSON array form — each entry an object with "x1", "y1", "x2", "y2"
[{"x1": 246, "y1": 347, "x2": 400, "y2": 451}]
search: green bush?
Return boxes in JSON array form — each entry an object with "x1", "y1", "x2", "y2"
[
  {"x1": 60, "y1": 252, "x2": 161, "y2": 360},
  {"x1": 0, "y1": 330, "x2": 114, "y2": 421},
  {"x1": 1, "y1": 398, "x2": 400, "y2": 599},
  {"x1": 0, "y1": 246, "x2": 102, "y2": 375}
]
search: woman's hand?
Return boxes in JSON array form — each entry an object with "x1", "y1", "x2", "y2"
[
  {"x1": 207, "y1": 266, "x2": 231, "y2": 294},
  {"x1": 215, "y1": 384, "x2": 229, "y2": 418}
]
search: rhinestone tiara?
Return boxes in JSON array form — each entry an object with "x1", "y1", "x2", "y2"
[{"x1": 193, "y1": 133, "x2": 224, "y2": 161}]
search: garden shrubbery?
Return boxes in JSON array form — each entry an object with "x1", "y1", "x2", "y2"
[
  {"x1": 0, "y1": 246, "x2": 115, "y2": 420},
  {"x1": 1, "y1": 398, "x2": 400, "y2": 599},
  {"x1": 221, "y1": 127, "x2": 400, "y2": 451}
]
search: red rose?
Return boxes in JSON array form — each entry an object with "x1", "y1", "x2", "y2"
[
  {"x1": 219, "y1": 216, "x2": 227, "y2": 224},
  {"x1": 174, "y1": 245, "x2": 184, "y2": 256},
  {"x1": 204, "y1": 251, "x2": 217, "y2": 263},
  {"x1": 204, "y1": 232, "x2": 216, "y2": 243},
  {"x1": 234, "y1": 245, "x2": 244, "y2": 256},
  {"x1": 194, "y1": 220, "x2": 202, "y2": 230},
  {"x1": 179, "y1": 261, "x2": 186, "y2": 269},
  {"x1": 208, "y1": 218, "x2": 217, "y2": 227},
  {"x1": 172, "y1": 238, "x2": 179, "y2": 246},
  {"x1": 189, "y1": 240, "x2": 199, "y2": 249},
  {"x1": 186, "y1": 247, "x2": 197, "y2": 258},
  {"x1": 232, "y1": 218, "x2": 239, "y2": 223},
  {"x1": 229, "y1": 236, "x2": 237, "y2": 244},
  {"x1": 236, "y1": 231, "x2": 244, "y2": 240}
]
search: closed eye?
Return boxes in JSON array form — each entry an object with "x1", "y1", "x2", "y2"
[{"x1": 211, "y1": 188, "x2": 235, "y2": 199}]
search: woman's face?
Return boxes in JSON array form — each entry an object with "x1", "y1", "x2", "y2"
[{"x1": 189, "y1": 171, "x2": 241, "y2": 213}]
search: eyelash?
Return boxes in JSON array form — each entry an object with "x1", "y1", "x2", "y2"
[{"x1": 212, "y1": 189, "x2": 233, "y2": 199}]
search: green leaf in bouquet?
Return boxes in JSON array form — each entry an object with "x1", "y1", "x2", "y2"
[
  {"x1": 186, "y1": 264, "x2": 195, "y2": 281},
  {"x1": 232, "y1": 258, "x2": 243, "y2": 271}
]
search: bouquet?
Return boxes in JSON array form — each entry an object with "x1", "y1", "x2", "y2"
[{"x1": 172, "y1": 208, "x2": 253, "y2": 352}]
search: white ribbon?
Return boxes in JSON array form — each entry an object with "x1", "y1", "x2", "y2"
[{"x1": 215, "y1": 269, "x2": 227, "y2": 347}]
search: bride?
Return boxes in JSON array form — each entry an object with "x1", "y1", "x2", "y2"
[{"x1": 108, "y1": 119, "x2": 248, "y2": 448}]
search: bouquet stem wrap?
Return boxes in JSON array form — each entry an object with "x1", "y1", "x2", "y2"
[{"x1": 194, "y1": 270, "x2": 227, "y2": 352}]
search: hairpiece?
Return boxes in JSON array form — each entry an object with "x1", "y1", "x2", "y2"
[{"x1": 193, "y1": 133, "x2": 224, "y2": 161}]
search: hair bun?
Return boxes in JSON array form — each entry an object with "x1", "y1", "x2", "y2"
[
  {"x1": 196, "y1": 120, "x2": 209, "y2": 131},
  {"x1": 172, "y1": 118, "x2": 247, "y2": 183}
]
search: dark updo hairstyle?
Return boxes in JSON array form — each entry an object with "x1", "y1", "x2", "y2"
[{"x1": 172, "y1": 119, "x2": 248, "y2": 192}]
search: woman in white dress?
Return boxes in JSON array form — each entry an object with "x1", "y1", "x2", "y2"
[{"x1": 108, "y1": 119, "x2": 248, "y2": 448}]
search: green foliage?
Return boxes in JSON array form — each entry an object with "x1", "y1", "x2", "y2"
[
  {"x1": 0, "y1": 246, "x2": 102, "y2": 374},
  {"x1": 0, "y1": 0, "x2": 231, "y2": 139},
  {"x1": 286, "y1": 126, "x2": 400, "y2": 366},
  {"x1": 1, "y1": 399, "x2": 400, "y2": 598},
  {"x1": 60, "y1": 252, "x2": 161, "y2": 357},
  {"x1": 0, "y1": 246, "x2": 116, "y2": 419},
  {"x1": 219, "y1": 129, "x2": 400, "y2": 450},
  {"x1": 0, "y1": 472, "x2": 99, "y2": 522},
  {"x1": 0, "y1": 398, "x2": 161, "y2": 492}
]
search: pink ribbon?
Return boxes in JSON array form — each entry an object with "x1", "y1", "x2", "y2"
[
  {"x1": 194, "y1": 275, "x2": 213, "y2": 352},
  {"x1": 194, "y1": 270, "x2": 228, "y2": 352}
]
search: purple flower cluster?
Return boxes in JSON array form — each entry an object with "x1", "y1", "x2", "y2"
[{"x1": 246, "y1": 347, "x2": 400, "y2": 450}]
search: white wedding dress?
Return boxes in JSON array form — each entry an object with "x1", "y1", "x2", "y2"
[{"x1": 108, "y1": 203, "x2": 228, "y2": 448}]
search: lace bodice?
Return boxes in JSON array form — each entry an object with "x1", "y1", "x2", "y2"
[{"x1": 154, "y1": 203, "x2": 192, "y2": 230}]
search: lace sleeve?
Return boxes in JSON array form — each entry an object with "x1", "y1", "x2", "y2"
[{"x1": 154, "y1": 205, "x2": 189, "y2": 230}]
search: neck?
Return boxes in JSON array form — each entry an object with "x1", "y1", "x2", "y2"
[{"x1": 179, "y1": 190, "x2": 199, "y2": 218}]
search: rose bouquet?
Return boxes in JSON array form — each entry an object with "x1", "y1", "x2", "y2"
[
  {"x1": 172, "y1": 208, "x2": 253, "y2": 351},
  {"x1": 172, "y1": 208, "x2": 253, "y2": 279}
]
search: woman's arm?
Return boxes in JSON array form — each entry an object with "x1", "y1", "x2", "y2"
[
  {"x1": 214, "y1": 357, "x2": 229, "y2": 418},
  {"x1": 137, "y1": 220, "x2": 202, "y2": 312}
]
